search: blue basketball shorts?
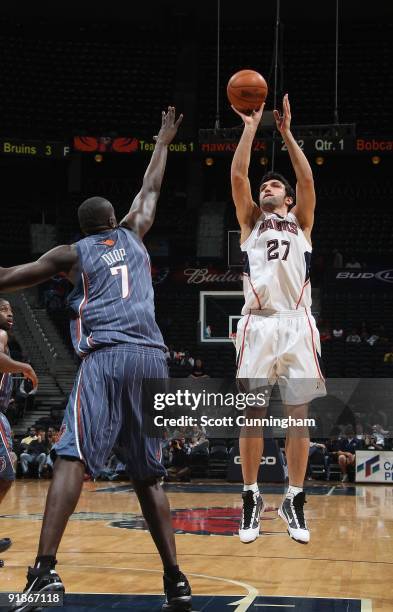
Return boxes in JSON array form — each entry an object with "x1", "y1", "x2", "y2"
[
  {"x1": 54, "y1": 345, "x2": 168, "y2": 480},
  {"x1": 0, "y1": 411, "x2": 15, "y2": 481}
]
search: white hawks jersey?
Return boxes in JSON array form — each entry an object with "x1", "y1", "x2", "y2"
[{"x1": 241, "y1": 211, "x2": 312, "y2": 314}]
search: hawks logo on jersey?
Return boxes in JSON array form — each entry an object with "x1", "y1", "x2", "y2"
[{"x1": 258, "y1": 217, "x2": 298, "y2": 235}]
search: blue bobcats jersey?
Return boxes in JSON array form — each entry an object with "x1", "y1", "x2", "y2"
[
  {"x1": 68, "y1": 226, "x2": 165, "y2": 357},
  {"x1": 0, "y1": 350, "x2": 13, "y2": 411}
]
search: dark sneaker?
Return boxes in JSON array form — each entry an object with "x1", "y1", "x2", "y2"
[
  {"x1": 0, "y1": 537, "x2": 12, "y2": 553},
  {"x1": 162, "y1": 571, "x2": 192, "y2": 611},
  {"x1": 10, "y1": 564, "x2": 64, "y2": 612},
  {"x1": 278, "y1": 491, "x2": 310, "y2": 544},
  {"x1": 239, "y1": 490, "x2": 264, "y2": 543}
]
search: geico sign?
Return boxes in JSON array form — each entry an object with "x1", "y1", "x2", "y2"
[
  {"x1": 336, "y1": 270, "x2": 393, "y2": 284},
  {"x1": 234, "y1": 456, "x2": 276, "y2": 465}
]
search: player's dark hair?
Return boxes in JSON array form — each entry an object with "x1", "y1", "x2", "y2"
[
  {"x1": 0, "y1": 298, "x2": 10, "y2": 307},
  {"x1": 259, "y1": 171, "x2": 295, "y2": 208},
  {"x1": 78, "y1": 196, "x2": 115, "y2": 234}
]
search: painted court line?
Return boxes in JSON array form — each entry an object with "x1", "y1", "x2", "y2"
[{"x1": 72, "y1": 565, "x2": 259, "y2": 612}]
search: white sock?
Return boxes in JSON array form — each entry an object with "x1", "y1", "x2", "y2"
[
  {"x1": 286, "y1": 485, "x2": 303, "y2": 499},
  {"x1": 243, "y1": 482, "x2": 259, "y2": 494}
]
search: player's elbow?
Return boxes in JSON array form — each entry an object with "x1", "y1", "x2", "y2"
[
  {"x1": 231, "y1": 170, "x2": 247, "y2": 185},
  {"x1": 299, "y1": 175, "x2": 314, "y2": 187}
]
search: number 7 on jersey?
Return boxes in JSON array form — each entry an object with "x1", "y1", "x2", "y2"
[{"x1": 111, "y1": 265, "x2": 129, "y2": 298}]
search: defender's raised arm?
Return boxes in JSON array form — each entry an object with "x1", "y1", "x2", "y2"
[{"x1": 120, "y1": 107, "x2": 183, "y2": 238}]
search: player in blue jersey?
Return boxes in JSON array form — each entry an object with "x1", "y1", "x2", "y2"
[
  {"x1": 0, "y1": 298, "x2": 38, "y2": 565},
  {"x1": 0, "y1": 108, "x2": 192, "y2": 611}
]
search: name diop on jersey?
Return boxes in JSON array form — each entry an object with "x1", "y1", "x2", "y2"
[
  {"x1": 258, "y1": 218, "x2": 298, "y2": 235},
  {"x1": 101, "y1": 248, "x2": 126, "y2": 266}
]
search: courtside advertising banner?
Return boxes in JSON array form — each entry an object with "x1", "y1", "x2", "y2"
[{"x1": 356, "y1": 450, "x2": 393, "y2": 483}]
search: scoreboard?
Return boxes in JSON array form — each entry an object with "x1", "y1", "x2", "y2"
[{"x1": 0, "y1": 138, "x2": 70, "y2": 159}]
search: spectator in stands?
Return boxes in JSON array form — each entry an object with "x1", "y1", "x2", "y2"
[
  {"x1": 355, "y1": 423, "x2": 365, "y2": 443},
  {"x1": 17, "y1": 377, "x2": 37, "y2": 414},
  {"x1": 166, "y1": 437, "x2": 191, "y2": 481},
  {"x1": 337, "y1": 425, "x2": 363, "y2": 483},
  {"x1": 205, "y1": 325, "x2": 212, "y2": 338},
  {"x1": 364, "y1": 433, "x2": 383, "y2": 451},
  {"x1": 180, "y1": 351, "x2": 194, "y2": 369},
  {"x1": 45, "y1": 426, "x2": 58, "y2": 472},
  {"x1": 383, "y1": 346, "x2": 393, "y2": 364},
  {"x1": 306, "y1": 441, "x2": 329, "y2": 480},
  {"x1": 346, "y1": 329, "x2": 361, "y2": 344},
  {"x1": 176, "y1": 348, "x2": 186, "y2": 363},
  {"x1": 332, "y1": 248, "x2": 343, "y2": 269},
  {"x1": 332, "y1": 325, "x2": 344, "y2": 339},
  {"x1": 167, "y1": 345, "x2": 176, "y2": 362},
  {"x1": 345, "y1": 256, "x2": 361, "y2": 269},
  {"x1": 325, "y1": 429, "x2": 342, "y2": 479},
  {"x1": 188, "y1": 425, "x2": 209, "y2": 457},
  {"x1": 189, "y1": 359, "x2": 209, "y2": 378},
  {"x1": 319, "y1": 325, "x2": 332, "y2": 343},
  {"x1": 366, "y1": 331, "x2": 379, "y2": 346},
  {"x1": 20, "y1": 426, "x2": 38, "y2": 451},
  {"x1": 20, "y1": 428, "x2": 49, "y2": 478},
  {"x1": 372, "y1": 424, "x2": 388, "y2": 448}
]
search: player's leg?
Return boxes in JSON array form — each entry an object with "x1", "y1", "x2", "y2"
[
  {"x1": 277, "y1": 402, "x2": 310, "y2": 543},
  {"x1": 277, "y1": 311, "x2": 326, "y2": 544},
  {"x1": 338, "y1": 453, "x2": 348, "y2": 481},
  {"x1": 36, "y1": 457, "x2": 85, "y2": 558},
  {"x1": 0, "y1": 479, "x2": 13, "y2": 557},
  {"x1": 132, "y1": 477, "x2": 177, "y2": 566},
  {"x1": 284, "y1": 403, "x2": 309, "y2": 487},
  {"x1": 11, "y1": 355, "x2": 118, "y2": 611},
  {"x1": 124, "y1": 348, "x2": 191, "y2": 611},
  {"x1": 0, "y1": 413, "x2": 16, "y2": 559},
  {"x1": 10, "y1": 457, "x2": 85, "y2": 610},
  {"x1": 238, "y1": 414, "x2": 265, "y2": 543},
  {"x1": 236, "y1": 314, "x2": 274, "y2": 543}
]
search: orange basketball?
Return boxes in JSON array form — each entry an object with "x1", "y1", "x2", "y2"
[{"x1": 227, "y1": 69, "x2": 268, "y2": 113}]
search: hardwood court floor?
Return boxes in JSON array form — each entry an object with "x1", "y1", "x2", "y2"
[{"x1": 0, "y1": 479, "x2": 392, "y2": 611}]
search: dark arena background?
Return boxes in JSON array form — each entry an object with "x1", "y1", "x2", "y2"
[{"x1": 0, "y1": 1, "x2": 392, "y2": 611}]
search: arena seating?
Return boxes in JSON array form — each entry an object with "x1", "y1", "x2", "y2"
[
  {"x1": 0, "y1": 17, "x2": 391, "y2": 138},
  {"x1": 0, "y1": 27, "x2": 177, "y2": 138}
]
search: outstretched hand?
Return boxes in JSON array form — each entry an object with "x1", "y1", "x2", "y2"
[
  {"x1": 231, "y1": 103, "x2": 265, "y2": 130},
  {"x1": 273, "y1": 93, "x2": 291, "y2": 134},
  {"x1": 22, "y1": 364, "x2": 38, "y2": 389},
  {"x1": 154, "y1": 106, "x2": 183, "y2": 145}
]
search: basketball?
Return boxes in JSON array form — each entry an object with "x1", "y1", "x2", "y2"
[{"x1": 227, "y1": 69, "x2": 268, "y2": 113}]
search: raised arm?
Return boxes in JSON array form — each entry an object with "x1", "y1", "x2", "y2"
[
  {"x1": 0, "y1": 331, "x2": 38, "y2": 388},
  {"x1": 231, "y1": 104, "x2": 264, "y2": 243},
  {"x1": 274, "y1": 94, "x2": 315, "y2": 238},
  {"x1": 0, "y1": 244, "x2": 77, "y2": 293},
  {"x1": 120, "y1": 106, "x2": 183, "y2": 238}
]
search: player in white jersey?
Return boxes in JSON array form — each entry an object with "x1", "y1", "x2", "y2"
[{"x1": 231, "y1": 95, "x2": 326, "y2": 545}]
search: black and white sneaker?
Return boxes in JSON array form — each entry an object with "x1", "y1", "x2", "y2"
[
  {"x1": 278, "y1": 491, "x2": 310, "y2": 544},
  {"x1": 10, "y1": 564, "x2": 64, "y2": 612},
  {"x1": 239, "y1": 490, "x2": 264, "y2": 543},
  {"x1": 162, "y1": 571, "x2": 192, "y2": 611}
]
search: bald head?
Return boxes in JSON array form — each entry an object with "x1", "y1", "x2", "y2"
[{"x1": 78, "y1": 197, "x2": 117, "y2": 235}]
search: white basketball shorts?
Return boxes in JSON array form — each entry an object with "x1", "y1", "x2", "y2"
[{"x1": 236, "y1": 308, "x2": 327, "y2": 405}]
